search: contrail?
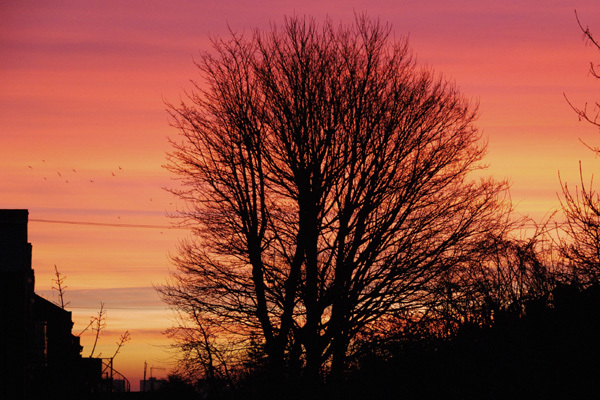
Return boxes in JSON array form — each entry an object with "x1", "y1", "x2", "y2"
[{"x1": 29, "y1": 218, "x2": 186, "y2": 230}]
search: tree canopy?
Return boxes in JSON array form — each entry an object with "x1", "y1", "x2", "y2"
[{"x1": 160, "y1": 15, "x2": 511, "y2": 391}]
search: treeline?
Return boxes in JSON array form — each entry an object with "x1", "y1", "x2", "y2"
[
  {"x1": 162, "y1": 226, "x2": 600, "y2": 399},
  {"x1": 345, "y1": 231, "x2": 600, "y2": 400}
]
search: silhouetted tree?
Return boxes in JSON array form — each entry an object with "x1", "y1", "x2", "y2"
[
  {"x1": 160, "y1": 14, "x2": 511, "y2": 390},
  {"x1": 559, "y1": 168, "x2": 600, "y2": 284},
  {"x1": 351, "y1": 220, "x2": 560, "y2": 362},
  {"x1": 156, "y1": 374, "x2": 200, "y2": 400},
  {"x1": 111, "y1": 330, "x2": 131, "y2": 359},
  {"x1": 463, "y1": 223, "x2": 555, "y2": 319},
  {"x1": 165, "y1": 310, "x2": 237, "y2": 396},
  {"x1": 560, "y1": 11, "x2": 600, "y2": 285},
  {"x1": 565, "y1": 10, "x2": 600, "y2": 132},
  {"x1": 88, "y1": 302, "x2": 106, "y2": 358},
  {"x1": 51, "y1": 264, "x2": 69, "y2": 309}
]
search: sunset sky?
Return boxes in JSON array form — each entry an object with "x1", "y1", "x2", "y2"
[{"x1": 2, "y1": 0, "x2": 600, "y2": 390}]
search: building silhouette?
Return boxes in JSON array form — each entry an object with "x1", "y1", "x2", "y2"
[{"x1": 0, "y1": 210, "x2": 99, "y2": 399}]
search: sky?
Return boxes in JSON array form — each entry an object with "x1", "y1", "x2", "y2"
[{"x1": 2, "y1": 0, "x2": 600, "y2": 391}]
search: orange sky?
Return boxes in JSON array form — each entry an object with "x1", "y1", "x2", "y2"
[{"x1": 2, "y1": 0, "x2": 600, "y2": 390}]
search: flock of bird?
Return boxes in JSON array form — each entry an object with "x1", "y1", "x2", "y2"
[
  {"x1": 26, "y1": 160, "x2": 157, "y2": 203},
  {"x1": 25, "y1": 160, "x2": 172, "y2": 231},
  {"x1": 27, "y1": 160, "x2": 123, "y2": 184}
]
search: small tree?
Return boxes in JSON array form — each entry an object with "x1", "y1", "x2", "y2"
[
  {"x1": 51, "y1": 264, "x2": 69, "y2": 309},
  {"x1": 88, "y1": 302, "x2": 106, "y2": 358},
  {"x1": 78, "y1": 303, "x2": 131, "y2": 361},
  {"x1": 49, "y1": 269, "x2": 131, "y2": 362},
  {"x1": 111, "y1": 331, "x2": 131, "y2": 359},
  {"x1": 160, "y1": 14, "x2": 511, "y2": 389}
]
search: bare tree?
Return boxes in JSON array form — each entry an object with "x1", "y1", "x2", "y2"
[
  {"x1": 52, "y1": 264, "x2": 69, "y2": 309},
  {"x1": 88, "y1": 302, "x2": 106, "y2": 358},
  {"x1": 559, "y1": 167, "x2": 600, "y2": 284},
  {"x1": 165, "y1": 311, "x2": 238, "y2": 396},
  {"x1": 77, "y1": 304, "x2": 131, "y2": 362},
  {"x1": 453, "y1": 221, "x2": 558, "y2": 326},
  {"x1": 160, "y1": 15, "x2": 511, "y2": 387},
  {"x1": 564, "y1": 10, "x2": 600, "y2": 135},
  {"x1": 111, "y1": 331, "x2": 131, "y2": 360},
  {"x1": 560, "y1": 12, "x2": 600, "y2": 285}
]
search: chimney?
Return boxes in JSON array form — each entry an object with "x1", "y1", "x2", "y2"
[{"x1": 0, "y1": 209, "x2": 32, "y2": 271}]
